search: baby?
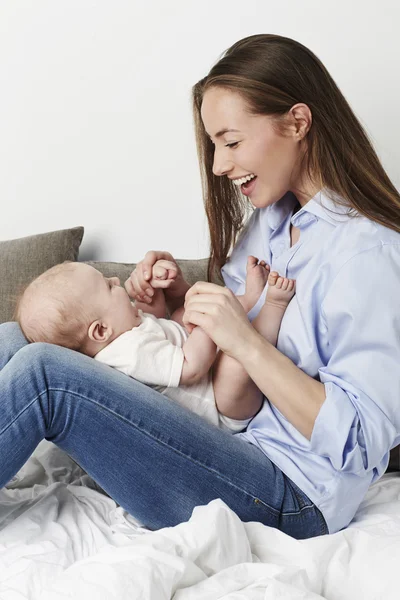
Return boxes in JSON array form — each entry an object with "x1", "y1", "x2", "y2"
[{"x1": 16, "y1": 258, "x2": 295, "y2": 431}]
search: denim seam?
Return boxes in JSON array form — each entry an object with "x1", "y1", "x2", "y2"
[
  {"x1": 47, "y1": 387, "x2": 290, "y2": 518},
  {"x1": 0, "y1": 395, "x2": 42, "y2": 435}
]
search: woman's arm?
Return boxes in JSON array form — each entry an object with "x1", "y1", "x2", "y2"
[
  {"x1": 183, "y1": 283, "x2": 325, "y2": 439},
  {"x1": 238, "y1": 330, "x2": 325, "y2": 439},
  {"x1": 214, "y1": 324, "x2": 324, "y2": 437}
]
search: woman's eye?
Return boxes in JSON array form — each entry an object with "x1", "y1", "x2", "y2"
[{"x1": 225, "y1": 142, "x2": 239, "y2": 149}]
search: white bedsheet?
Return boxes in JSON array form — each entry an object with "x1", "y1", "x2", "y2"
[{"x1": 0, "y1": 441, "x2": 399, "y2": 599}]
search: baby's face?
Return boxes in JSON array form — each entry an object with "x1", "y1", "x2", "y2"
[{"x1": 76, "y1": 264, "x2": 141, "y2": 337}]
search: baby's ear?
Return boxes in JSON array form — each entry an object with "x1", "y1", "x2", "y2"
[{"x1": 88, "y1": 320, "x2": 113, "y2": 343}]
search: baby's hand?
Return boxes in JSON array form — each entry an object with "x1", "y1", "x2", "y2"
[
  {"x1": 125, "y1": 258, "x2": 179, "y2": 304},
  {"x1": 150, "y1": 260, "x2": 179, "y2": 287},
  {"x1": 124, "y1": 250, "x2": 181, "y2": 304}
]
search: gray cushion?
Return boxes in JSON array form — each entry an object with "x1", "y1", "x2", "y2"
[{"x1": 0, "y1": 227, "x2": 84, "y2": 323}]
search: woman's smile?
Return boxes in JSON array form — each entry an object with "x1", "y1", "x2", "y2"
[{"x1": 239, "y1": 175, "x2": 258, "y2": 197}]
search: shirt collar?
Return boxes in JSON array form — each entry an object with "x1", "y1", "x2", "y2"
[
  {"x1": 296, "y1": 189, "x2": 356, "y2": 226},
  {"x1": 267, "y1": 189, "x2": 355, "y2": 231},
  {"x1": 266, "y1": 192, "x2": 298, "y2": 231}
]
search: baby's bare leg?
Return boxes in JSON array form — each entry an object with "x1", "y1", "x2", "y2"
[
  {"x1": 212, "y1": 256, "x2": 271, "y2": 421},
  {"x1": 212, "y1": 269, "x2": 295, "y2": 422},
  {"x1": 212, "y1": 351, "x2": 263, "y2": 421},
  {"x1": 239, "y1": 256, "x2": 270, "y2": 312},
  {"x1": 252, "y1": 271, "x2": 295, "y2": 347}
]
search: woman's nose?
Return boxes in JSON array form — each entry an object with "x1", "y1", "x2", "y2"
[{"x1": 212, "y1": 148, "x2": 233, "y2": 177}]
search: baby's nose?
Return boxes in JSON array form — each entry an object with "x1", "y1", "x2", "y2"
[{"x1": 110, "y1": 276, "x2": 121, "y2": 286}]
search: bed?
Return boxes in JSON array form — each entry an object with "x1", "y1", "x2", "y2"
[{"x1": 1, "y1": 439, "x2": 400, "y2": 599}]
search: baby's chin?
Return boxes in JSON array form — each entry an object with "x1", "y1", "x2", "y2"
[
  {"x1": 132, "y1": 313, "x2": 142, "y2": 328},
  {"x1": 129, "y1": 307, "x2": 142, "y2": 329}
]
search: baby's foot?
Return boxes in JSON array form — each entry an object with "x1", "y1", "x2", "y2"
[
  {"x1": 243, "y1": 256, "x2": 270, "y2": 311},
  {"x1": 265, "y1": 271, "x2": 295, "y2": 309}
]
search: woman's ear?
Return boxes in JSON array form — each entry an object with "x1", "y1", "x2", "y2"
[
  {"x1": 289, "y1": 103, "x2": 312, "y2": 140},
  {"x1": 88, "y1": 320, "x2": 113, "y2": 343}
]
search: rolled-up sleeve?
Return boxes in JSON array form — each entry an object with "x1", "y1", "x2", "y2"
[{"x1": 310, "y1": 243, "x2": 400, "y2": 475}]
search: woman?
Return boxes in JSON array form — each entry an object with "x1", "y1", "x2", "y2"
[{"x1": 1, "y1": 34, "x2": 399, "y2": 539}]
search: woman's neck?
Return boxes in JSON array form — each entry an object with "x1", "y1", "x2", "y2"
[{"x1": 290, "y1": 161, "x2": 321, "y2": 207}]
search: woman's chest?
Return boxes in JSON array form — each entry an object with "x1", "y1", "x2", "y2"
[{"x1": 272, "y1": 232, "x2": 338, "y2": 377}]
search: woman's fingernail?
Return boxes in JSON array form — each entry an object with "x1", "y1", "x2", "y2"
[{"x1": 147, "y1": 288, "x2": 154, "y2": 296}]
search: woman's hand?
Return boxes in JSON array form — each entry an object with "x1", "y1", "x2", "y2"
[
  {"x1": 124, "y1": 251, "x2": 188, "y2": 304},
  {"x1": 183, "y1": 282, "x2": 257, "y2": 360}
]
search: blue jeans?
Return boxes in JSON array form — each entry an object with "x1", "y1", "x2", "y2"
[{"x1": 0, "y1": 322, "x2": 328, "y2": 539}]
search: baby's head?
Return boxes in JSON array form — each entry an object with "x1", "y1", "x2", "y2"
[{"x1": 16, "y1": 262, "x2": 141, "y2": 356}]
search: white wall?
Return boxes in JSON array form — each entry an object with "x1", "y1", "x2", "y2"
[{"x1": 0, "y1": 0, "x2": 399, "y2": 262}]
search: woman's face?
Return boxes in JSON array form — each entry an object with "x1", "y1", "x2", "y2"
[{"x1": 201, "y1": 87, "x2": 309, "y2": 208}]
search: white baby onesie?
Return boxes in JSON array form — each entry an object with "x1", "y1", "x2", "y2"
[{"x1": 95, "y1": 310, "x2": 250, "y2": 431}]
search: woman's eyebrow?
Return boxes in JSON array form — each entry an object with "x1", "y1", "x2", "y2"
[{"x1": 208, "y1": 128, "x2": 241, "y2": 139}]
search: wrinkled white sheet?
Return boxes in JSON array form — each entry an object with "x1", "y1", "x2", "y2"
[{"x1": 0, "y1": 441, "x2": 399, "y2": 599}]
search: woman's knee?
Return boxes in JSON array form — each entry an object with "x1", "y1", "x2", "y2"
[
  {"x1": 11, "y1": 342, "x2": 86, "y2": 378},
  {"x1": 17, "y1": 341, "x2": 81, "y2": 363},
  {"x1": 0, "y1": 322, "x2": 28, "y2": 368},
  {"x1": 14, "y1": 342, "x2": 117, "y2": 388},
  {"x1": 0, "y1": 321, "x2": 27, "y2": 343}
]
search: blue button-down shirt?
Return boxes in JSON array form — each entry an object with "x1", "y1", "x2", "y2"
[{"x1": 221, "y1": 190, "x2": 400, "y2": 533}]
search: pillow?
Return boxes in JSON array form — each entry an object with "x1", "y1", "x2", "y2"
[{"x1": 0, "y1": 226, "x2": 84, "y2": 324}]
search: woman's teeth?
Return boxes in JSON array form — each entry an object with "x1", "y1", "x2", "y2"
[{"x1": 232, "y1": 174, "x2": 256, "y2": 186}]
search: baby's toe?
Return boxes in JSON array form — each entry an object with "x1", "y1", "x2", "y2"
[
  {"x1": 246, "y1": 255, "x2": 259, "y2": 271},
  {"x1": 268, "y1": 271, "x2": 279, "y2": 286},
  {"x1": 261, "y1": 262, "x2": 270, "y2": 273},
  {"x1": 281, "y1": 278, "x2": 289, "y2": 291}
]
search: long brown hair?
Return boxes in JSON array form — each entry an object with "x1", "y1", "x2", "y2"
[{"x1": 192, "y1": 34, "x2": 400, "y2": 281}]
